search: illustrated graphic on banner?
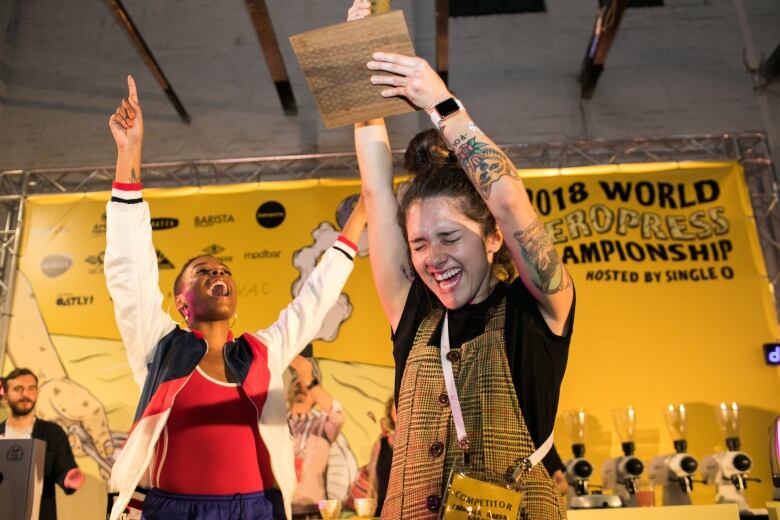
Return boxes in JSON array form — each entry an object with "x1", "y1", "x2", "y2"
[
  {"x1": 293, "y1": 194, "x2": 369, "y2": 342},
  {"x1": 6, "y1": 163, "x2": 780, "y2": 519},
  {"x1": 6, "y1": 272, "x2": 121, "y2": 479}
]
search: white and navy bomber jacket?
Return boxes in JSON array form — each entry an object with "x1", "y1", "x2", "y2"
[{"x1": 104, "y1": 182, "x2": 357, "y2": 520}]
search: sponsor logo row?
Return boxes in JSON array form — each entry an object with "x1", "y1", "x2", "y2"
[
  {"x1": 92, "y1": 201, "x2": 287, "y2": 234},
  {"x1": 42, "y1": 244, "x2": 282, "y2": 278}
]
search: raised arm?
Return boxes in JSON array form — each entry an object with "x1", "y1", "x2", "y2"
[
  {"x1": 368, "y1": 54, "x2": 574, "y2": 334},
  {"x1": 349, "y1": 0, "x2": 413, "y2": 331},
  {"x1": 354, "y1": 120, "x2": 412, "y2": 331},
  {"x1": 104, "y1": 76, "x2": 176, "y2": 386},
  {"x1": 256, "y1": 199, "x2": 365, "y2": 368}
]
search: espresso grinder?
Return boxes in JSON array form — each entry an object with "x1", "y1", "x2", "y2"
[
  {"x1": 565, "y1": 409, "x2": 621, "y2": 509},
  {"x1": 648, "y1": 404, "x2": 699, "y2": 505},
  {"x1": 701, "y1": 402, "x2": 754, "y2": 511},
  {"x1": 771, "y1": 415, "x2": 780, "y2": 501},
  {"x1": 602, "y1": 406, "x2": 645, "y2": 506}
]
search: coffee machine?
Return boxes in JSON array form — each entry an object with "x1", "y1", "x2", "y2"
[
  {"x1": 564, "y1": 409, "x2": 621, "y2": 509},
  {"x1": 649, "y1": 404, "x2": 699, "y2": 505},
  {"x1": 769, "y1": 415, "x2": 779, "y2": 501},
  {"x1": 701, "y1": 402, "x2": 754, "y2": 511},
  {"x1": 602, "y1": 406, "x2": 645, "y2": 506}
]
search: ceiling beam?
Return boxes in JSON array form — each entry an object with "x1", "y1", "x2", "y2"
[
  {"x1": 244, "y1": 0, "x2": 297, "y2": 116},
  {"x1": 104, "y1": 0, "x2": 191, "y2": 123},
  {"x1": 435, "y1": 0, "x2": 449, "y2": 86},
  {"x1": 579, "y1": 0, "x2": 628, "y2": 99}
]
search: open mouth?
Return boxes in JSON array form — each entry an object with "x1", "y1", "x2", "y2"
[
  {"x1": 433, "y1": 268, "x2": 462, "y2": 290},
  {"x1": 207, "y1": 279, "x2": 230, "y2": 297}
]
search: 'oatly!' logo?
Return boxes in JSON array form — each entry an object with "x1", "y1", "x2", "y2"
[
  {"x1": 41, "y1": 254, "x2": 73, "y2": 278},
  {"x1": 194, "y1": 214, "x2": 234, "y2": 227}
]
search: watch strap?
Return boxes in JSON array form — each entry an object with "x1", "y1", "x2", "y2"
[{"x1": 429, "y1": 97, "x2": 463, "y2": 129}]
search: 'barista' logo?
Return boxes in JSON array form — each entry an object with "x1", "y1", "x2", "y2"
[
  {"x1": 194, "y1": 214, "x2": 235, "y2": 227},
  {"x1": 56, "y1": 294, "x2": 95, "y2": 306}
]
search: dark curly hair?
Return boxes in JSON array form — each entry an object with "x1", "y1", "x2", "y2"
[{"x1": 399, "y1": 129, "x2": 516, "y2": 282}]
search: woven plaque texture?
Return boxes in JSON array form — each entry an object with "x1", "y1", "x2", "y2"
[{"x1": 290, "y1": 11, "x2": 416, "y2": 128}]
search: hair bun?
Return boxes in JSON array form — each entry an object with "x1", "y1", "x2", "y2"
[{"x1": 403, "y1": 129, "x2": 457, "y2": 175}]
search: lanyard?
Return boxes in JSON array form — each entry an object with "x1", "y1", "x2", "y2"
[
  {"x1": 440, "y1": 312, "x2": 470, "y2": 452},
  {"x1": 439, "y1": 312, "x2": 554, "y2": 479}
]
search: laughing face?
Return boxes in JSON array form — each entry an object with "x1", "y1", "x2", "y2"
[
  {"x1": 175, "y1": 255, "x2": 237, "y2": 325},
  {"x1": 406, "y1": 197, "x2": 502, "y2": 310}
]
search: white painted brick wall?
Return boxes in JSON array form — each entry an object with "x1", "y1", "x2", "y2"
[{"x1": 0, "y1": 0, "x2": 777, "y2": 171}]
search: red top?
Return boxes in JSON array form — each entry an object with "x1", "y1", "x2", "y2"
[{"x1": 151, "y1": 367, "x2": 275, "y2": 494}]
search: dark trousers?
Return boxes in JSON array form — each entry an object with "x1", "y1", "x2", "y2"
[{"x1": 141, "y1": 488, "x2": 285, "y2": 520}]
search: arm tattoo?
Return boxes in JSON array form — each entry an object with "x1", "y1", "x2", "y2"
[
  {"x1": 130, "y1": 167, "x2": 138, "y2": 184},
  {"x1": 514, "y1": 219, "x2": 570, "y2": 294},
  {"x1": 455, "y1": 137, "x2": 516, "y2": 199}
]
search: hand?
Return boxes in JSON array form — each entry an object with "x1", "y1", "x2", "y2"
[
  {"x1": 347, "y1": 0, "x2": 371, "y2": 21},
  {"x1": 108, "y1": 75, "x2": 143, "y2": 150},
  {"x1": 552, "y1": 469, "x2": 569, "y2": 496},
  {"x1": 289, "y1": 355, "x2": 314, "y2": 385},
  {"x1": 63, "y1": 467, "x2": 85, "y2": 491},
  {"x1": 367, "y1": 52, "x2": 451, "y2": 112},
  {"x1": 36, "y1": 378, "x2": 114, "y2": 460}
]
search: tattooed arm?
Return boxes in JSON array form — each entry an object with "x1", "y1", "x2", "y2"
[
  {"x1": 355, "y1": 119, "x2": 414, "y2": 331},
  {"x1": 108, "y1": 75, "x2": 143, "y2": 184},
  {"x1": 367, "y1": 53, "x2": 573, "y2": 334}
]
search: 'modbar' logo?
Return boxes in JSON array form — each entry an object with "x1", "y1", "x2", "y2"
[{"x1": 194, "y1": 214, "x2": 234, "y2": 227}]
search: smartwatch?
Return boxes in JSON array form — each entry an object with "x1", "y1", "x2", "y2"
[{"x1": 429, "y1": 97, "x2": 463, "y2": 128}]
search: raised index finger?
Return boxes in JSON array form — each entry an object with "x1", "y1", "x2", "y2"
[
  {"x1": 127, "y1": 75, "x2": 139, "y2": 103},
  {"x1": 372, "y1": 52, "x2": 418, "y2": 67}
]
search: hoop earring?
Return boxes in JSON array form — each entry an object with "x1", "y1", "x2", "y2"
[{"x1": 229, "y1": 313, "x2": 238, "y2": 329}]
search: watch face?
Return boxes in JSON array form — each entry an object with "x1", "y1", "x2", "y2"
[{"x1": 436, "y1": 98, "x2": 460, "y2": 118}]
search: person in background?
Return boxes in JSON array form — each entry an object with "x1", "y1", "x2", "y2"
[
  {"x1": 0, "y1": 368, "x2": 85, "y2": 520},
  {"x1": 287, "y1": 355, "x2": 345, "y2": 518},
  {"x1": 549, "y1": 444, "x2": 570, "y2": 496},
  {"x1": 347, "y1": 396, "x2": 396, "y2": 516}
]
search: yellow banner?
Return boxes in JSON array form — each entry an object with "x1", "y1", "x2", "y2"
[{"x1": 18, "y1": 161, "x2": 776, "y2": 366}]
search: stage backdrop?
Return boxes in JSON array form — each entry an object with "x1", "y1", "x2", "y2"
[{"x1": 2, "y1": 161, "x2": 779, "y2": 519}]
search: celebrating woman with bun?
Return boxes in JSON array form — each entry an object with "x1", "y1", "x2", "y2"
[{"x1": 348, "y1": 1, "x2": 575, "y2": 517}]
